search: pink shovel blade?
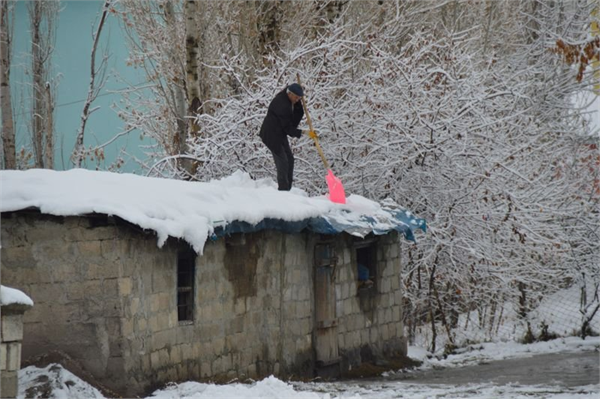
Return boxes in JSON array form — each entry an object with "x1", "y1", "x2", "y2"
[{"x1": 326, "y1": 169, "x2": 346, "y2": 204}]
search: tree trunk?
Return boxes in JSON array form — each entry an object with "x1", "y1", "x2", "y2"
[
  {"x1": 185, "y1": 0, "x2": 200, "y2": 121},
  {"x1": 44, "y1": 82, "x2": 54, "y2": 168},
  {"x1": 0, "y1": 0, "x2": 16, "y2": 169},
  {"x1": 256, "y1": 0, "x2": 283, "y2": 65},
  {"x1": 183, "y1": 0, "x2": 201, "y2": 176},
  {"x1": 31, "y1": 0, "x2": 44, "y2": 167},
  {"x1": 164, "y1": 0, "x2": 189, "y2": 171},
  {"x1": 73, "y1": 0, "x2": 110, "y2": 167},
  {"x1": 28, "y1": 0, "x2": 57, "y2": 169}
]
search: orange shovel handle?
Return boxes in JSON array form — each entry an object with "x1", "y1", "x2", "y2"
[{"x1": 297, "y1": 73, "x2": 330, "y2": 170}]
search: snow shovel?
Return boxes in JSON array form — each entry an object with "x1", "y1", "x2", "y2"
[{"x1": 297, "y1": 74, "x2": 346, "y2": 204}]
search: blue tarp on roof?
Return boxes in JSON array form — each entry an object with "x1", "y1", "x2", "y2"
[{"x1": 213, "y1": 207, "x2": 426, "y2": 242}]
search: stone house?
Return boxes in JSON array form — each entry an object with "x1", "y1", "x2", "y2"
[{"x1": 0, "y1": 169, "x2": 425, "y2": 396}]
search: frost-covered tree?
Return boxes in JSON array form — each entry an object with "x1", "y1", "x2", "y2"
[
  {"x1": 28, "y1": 0, "x2": 58, "y2": 169},
  {"x1": 0, "y1": 0, "x2": 16, "y2": 169},
  {"x1": 116, "y1": 0, "x2": 599, "y2": 348},
  {"x1": 72, "y1": 0, "x2": 111, "y2": 168}
]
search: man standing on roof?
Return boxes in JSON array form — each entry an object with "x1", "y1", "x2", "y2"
[{"x1": 260, "y1": 83, "x2": 316, "y2": 191}]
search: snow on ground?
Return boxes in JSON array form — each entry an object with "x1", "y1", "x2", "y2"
[
  {"x1": 18, "y1": 364, "x2": 104, "y2": 399},
  {"x1": 17, "y1": 337, "x2": 600, "y2": 399},
  {"x1": 406, "y1": 335, "x2": 600, "y2": 370},
  {"x1": 410, "y1": 284, "x2": 600, "y2": 352}
]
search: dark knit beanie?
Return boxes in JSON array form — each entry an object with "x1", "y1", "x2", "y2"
[{"x1": 287, "y1": 83, "x2": 304, "y2": 97}]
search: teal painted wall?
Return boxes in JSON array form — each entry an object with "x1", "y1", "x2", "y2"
[{"x1": 11, "y1": 0, "x2": 152, "y2": 172}]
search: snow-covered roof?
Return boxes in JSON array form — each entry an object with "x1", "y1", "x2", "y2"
[
  {"x1": 0, "y1": 285, "x2": 34, "y2": 307},
  {"x1": 0, "y1": 169, "x2": 425, "y2": 254}
]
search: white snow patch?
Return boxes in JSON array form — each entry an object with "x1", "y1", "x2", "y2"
[
  {"x1": 18, "y1": 364, "x2": 103, "y2": 399},
  {"x1": 0, "y1": 285, "x2": 34, "y2": 306},
  {"x1": 0, "y1": 169, "x2": 419, "y2": 255},
  {"x1": 17, "y1": 338, "x2": 599, "y2": 399}
]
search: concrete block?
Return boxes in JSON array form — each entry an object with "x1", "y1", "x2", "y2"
[
  {"x1": 299, "y1": 334, "x2": 312, "y2": 352},
  {"x1": 228, "y1": 317, "x2": 244, "y2": 335},
  {"x1": 0, "y1": 369, "x2": 18, "y2": 399},
  {"x1": 212, "y1": 338, "x2": 225, "y2": 355},
  {"x1": 1, "y1": 314, "x2": 23, "y2": 342},
  {"x1": 292, "y1": 270, "x2": 302, "y2": 285},
  {"x1": 150, "y1": 350, "x2": 160, "y2": 368},
  {"x1": 385, "y1": 308, "x2": 393, "y2": 324},
  {"x1": 82, "y1": 279, "x2": 103, "y2": 300},
  {"x1": 350, "y1": 331, "x2": 360, "y2": 347},
  {"x1": 212, "y1": 356, "x2": 223, "y2": 375},
  {"x1": 159, "y1": 292, "x2": 171, "y2": 311},
  {"x1": 170, "y1": 345, "x2": 182, "y2": 364},
  {"x1": 381, "y1": 279, "x2": 391, "y2": 294},
  {"x1": 0, "y1": 343, "x2": 6, "y2": 371},
  {"x1": 343, "y1": 299, "x2": 353, "y2": 316},
  {"x1": 239, "y1": 350, "x2": 252, "y2": 370},
  {"x1": 100, "y1": 240, "x2": 121, "y2": 262},
  {"x1": 152, "y1": 329, "x2": 172, "y2": 350},
  {"x1": 209, "y1": 302, "x2": 223, "y2": 321},
  {"x1": 234, "y1": 299, "x2": 246, "y2": 315},
  {"x1": 342, "y1": 282, "x2": 349, "y2": 299},
  {"x1": 393, "y1": 305, "x2": 400, "y2": 322},
  {"x1": 122, "y1": 318, "x2": 134, "y2": 338},
  {"x1": 265, "y1": 309, "x2": 277, "y2": 327},
  {"x1": 180, "y1": 343, "x2": 193, "y2": 361},
  {"x1": 394, "y1": 291, "x2": 402, "y2": 306},
  {"x1": 363, "y1": 328, "x2": 371, "y2": 344},
  {"x1": 5, "y1": 342, "x2": 21, "y2": 370},
  {"x1": 200, "y1": 280, "x2": 216, "y2": 302},
  {"x1": 299, "y1": 317, "x2": 312, "y2": 335},
  {"x1": 201, "y1": 361, "x2": 212, "y2": 377},
  {"x1": 150, "y1": 295, "x2": 161, "y2": 313},
  {"x1": 283, "y1": 287, "x2": 293, "y2": 302},
  {"x1": 221, "y1": 353, "x2": 232, "y2": 372},
  {"x1": 298, "y1": 285, "x2": 310, "y2": 301},
  {"x1": 1, "y1": 247, "x2": 36, "y2": 271},
  {"x1": 247, "y1": 363, "x2": 257, "y2": 379},
  {"x1": 129, "y1": 297, "x2": 141, "y2": 315},
  {"x1": 390, "y1": 243, "x2": 399, "y2": 258},
  {"x1": 140, "y1": 354, "x2": 151, "y2": 372},
  {"x1": 119, "y1": 278, "x2": 132, "y2": 296},
  {"x1": 152, "y1": 272, "x2": 174, "y2": 293},
  {"x1": 158, "y1": 348, "x2": 170, "y2": 365},
  {"x1": 77, "y1": 240, "x2": 103, "y2": 257},
  {"x1": 135, "y1": 317, "x2": 148, "y2": 333},
  {"x1": 337, "y1": 333, "x2": 345, "y2": 349}
]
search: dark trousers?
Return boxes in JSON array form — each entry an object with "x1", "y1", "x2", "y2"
[{"x1": 270, "y1": 140, "x2": 294, "y2": 191}]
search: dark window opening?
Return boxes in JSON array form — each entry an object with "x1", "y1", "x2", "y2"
[
  {"x1": 355, "y1": 241, "x2": 377, "y2": 290},
  {"x1": 177, "y1": 247, "x2": 196, "y2": 322}
]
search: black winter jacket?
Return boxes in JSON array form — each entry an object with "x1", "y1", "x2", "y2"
[{"x1": 259, "y1": 89, "x2": 304, "y2": 151}]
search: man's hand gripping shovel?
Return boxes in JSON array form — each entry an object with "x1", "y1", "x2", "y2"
[{"x1": 297, "y1": 74, "x2": 346, "y2": 204}]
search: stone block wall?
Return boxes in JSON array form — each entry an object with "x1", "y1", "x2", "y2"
[
  {"x1": 1, "y1": 211, "x2": 407, "y2": 397},
  {"x1": 334, "y1": 231, "x2": 407, "y2": 367},
  {"x1": 1, "y1": 303, "x2": 32, "y2": 399},
  {"x1": 1, "y1": 212, "x2": 133, "y2": 391},
  {"x1": 121, "y1": 230, "x2": 316, "y2": 395}
]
